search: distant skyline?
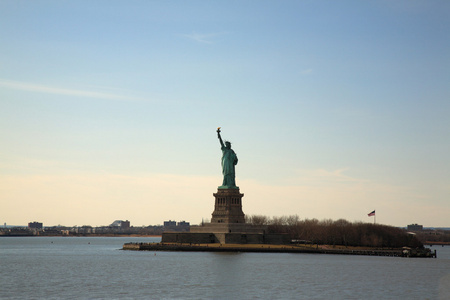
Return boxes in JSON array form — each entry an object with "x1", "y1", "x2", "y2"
[{"x1": 1, "y1": 1, "x2": 449, "y2": 227}]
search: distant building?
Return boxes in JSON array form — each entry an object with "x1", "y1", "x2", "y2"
[
  {"x1": 110, "y1": 220, "x2": 130, "y2": 229},
  {"x1": 121, "y1": 220, "x2": 130, "y2": 229},
  {"x1": 163, "y1": 220, "x2": 190, "y2": 232},
  {"x1": 28, "y1": 222, "x2": 43, "y2": 229},
  {"x1": 177, "y1": 221, "x2": 190, "y2": 231},
  {"x1": 407, "y1": 224, "x2": 423, "y2": 231},
  {"x1": 164, "y1": 220, "x2": 177, "y2": 227},
  {"x1": 79, "y1": 226, "x2": 93, "y2": 234}
]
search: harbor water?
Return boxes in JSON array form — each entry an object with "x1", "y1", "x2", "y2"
[{"x1": 1, "y1": 237, "x2": 449, "y2": 299}]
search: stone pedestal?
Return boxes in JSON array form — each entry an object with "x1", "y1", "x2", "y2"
[
  {"x1": 211, "y1": 188, "x2": 245, "y2": 224},
  {"x1": 161, "y1": 186, "x2": 290, "y2": 245}
]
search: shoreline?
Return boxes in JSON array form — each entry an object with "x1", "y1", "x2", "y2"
[
  {"x1": 122, "y1": 242, "x2": 437, "y2": 258},
  {"x1": 424, "y1": 241, "x2": 450, "y2": 246}
]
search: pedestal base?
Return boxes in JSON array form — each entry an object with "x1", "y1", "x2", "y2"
[
  {"x1": 190, "y1": 223, "x2": 266, "y2": 234},
  {"x1": 211, "y1": 188, "x2": 245, "y2": 224}
]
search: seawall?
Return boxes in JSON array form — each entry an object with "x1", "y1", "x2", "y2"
[{"x1": 122, "y1": 243, "x2": 436, "y2": 257}]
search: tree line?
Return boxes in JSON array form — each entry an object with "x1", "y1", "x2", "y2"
[
  {"x1": 246, "y1": 215, "x2": 423, "y2": 248},
  {"x1": 414, "y1": 229, "x2": 450, "y2": 244}
]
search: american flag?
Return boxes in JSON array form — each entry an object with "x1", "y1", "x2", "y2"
[{"x1": 368, "y1": 210, "x2": 375, "y2": 217}]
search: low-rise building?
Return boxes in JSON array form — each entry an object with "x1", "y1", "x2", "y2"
[
  {"x1": 407, "y1": 224, "x2": 423, "y2": 231},
  {"x1": 28, "y1": 222, "x2": 43, "y2": 229},
  {"x1": 163, "y1": 220, "x2": 190, "y2": 232}
]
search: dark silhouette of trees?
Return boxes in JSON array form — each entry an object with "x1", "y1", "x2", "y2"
[
  {"x1": 247, "y1": 215, "x2": 423, "y2": 248},
  {"x1": 414, "y1": 229, "x2": 450, "y2": 244}
]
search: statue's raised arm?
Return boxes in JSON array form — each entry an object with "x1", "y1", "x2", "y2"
[{"x1": 217, "y1": 127, "x2": 225, "y2": 148}]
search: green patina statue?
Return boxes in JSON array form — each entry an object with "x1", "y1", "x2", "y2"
[{"x1": 217, "y1": 127, "x2": 238, "y2": 189}]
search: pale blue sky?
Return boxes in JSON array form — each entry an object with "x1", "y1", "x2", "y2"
[{"x1": 1, "y1": 1, "x2": 449, "y2": 227}]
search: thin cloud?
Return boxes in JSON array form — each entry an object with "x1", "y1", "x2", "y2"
[
  {"x1": 0, "y1": 79, "x2": 145, "y2": 102},
  {"x1": 183, "y1": 31, "x2": 227, "y2": 44},
  {"x1": 313, "y1": 168, "x2": 358, "y2": 181}
]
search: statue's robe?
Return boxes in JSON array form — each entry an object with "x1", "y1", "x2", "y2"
[{"x1": 221, "y1": 146, "x2": 238, "y2": 187}]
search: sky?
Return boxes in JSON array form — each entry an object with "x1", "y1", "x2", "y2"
[{"x1": 1, "y1": 1, "x2": 449, "y2": 227}]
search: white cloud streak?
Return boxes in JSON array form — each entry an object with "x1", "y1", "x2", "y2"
[
  {"x1": 183, "y1": 31, "x2": 227, "y2": 44},
  {"x1": 0, "y1": 79, "x2": 145, "y2": 102}
]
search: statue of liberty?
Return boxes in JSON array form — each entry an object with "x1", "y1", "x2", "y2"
[{"x1": 217, "y1": 127, "x2": 238, "y2": 189}]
